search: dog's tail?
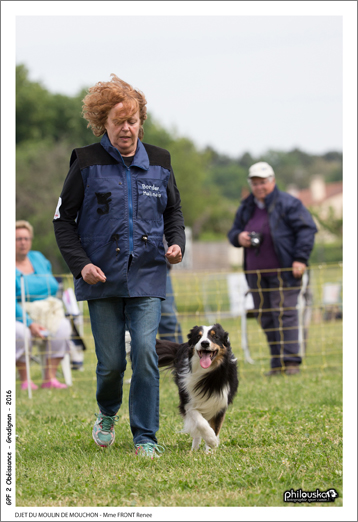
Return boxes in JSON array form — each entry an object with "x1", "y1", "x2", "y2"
[{"x1": 155, "y1": 339, "x2": 180, "y2": 369}]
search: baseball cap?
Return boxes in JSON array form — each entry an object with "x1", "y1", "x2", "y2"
[{"x1": 248, "y1": 162, "x2": 275, "y2": 179}]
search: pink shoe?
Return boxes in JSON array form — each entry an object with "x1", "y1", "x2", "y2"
[
  {"x1": 41, "y1": 378, "x2": 67, "y2": 389},
  {"x1": 21, "y1": 380, "x2": 39, "y2": 390}
]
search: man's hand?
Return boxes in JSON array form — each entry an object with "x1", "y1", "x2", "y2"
[
  {"x1": 238, "y1": 231, "x2": 252, "y2": 248},
  {"x1": 165, "y1": 244, "x2": 182, "y2": 264},
  {"x1": 81, "y1": 263, "x2": 107, "y2": 284},
  {"x1": 292, "y1": 261, "x2": 306, "y2": 279}
]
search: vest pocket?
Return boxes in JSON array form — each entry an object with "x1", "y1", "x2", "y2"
[
  {"x1": 136, "y1": 179, "x2": 167, "y2": 220},
  {"x1": 131, "y1": 235, "x2": 166, "y2": 272},
  {"x1": 81, "y1": 237, "x2": 120, "y2": 267}
]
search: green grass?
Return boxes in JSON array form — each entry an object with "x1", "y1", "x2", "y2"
[
  {"x1": 16, "y1": 263, "x2": 343, "y2": 507},
  {"x1": 16, "y1": 321, "x2": 342, "y2": 508}
]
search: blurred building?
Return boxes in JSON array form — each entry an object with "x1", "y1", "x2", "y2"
[
  {"x1": 287, "y1": 176, "x2": 342, "y2": 244},
  {"x1": 287, "y1": 175, "x2": 343, "y2": 219}
]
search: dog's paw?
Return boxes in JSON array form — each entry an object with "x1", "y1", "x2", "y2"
[
  {"x1": 191, "y1": 437, "x2": 201, "y2": 451},
  {"x1": 204, "y1": 433, "x2": 219, "y2": 449}
]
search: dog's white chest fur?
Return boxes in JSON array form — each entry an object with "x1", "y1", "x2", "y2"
[{"x1": 179, "y1": 359, "x2": 229, "y2": 420}]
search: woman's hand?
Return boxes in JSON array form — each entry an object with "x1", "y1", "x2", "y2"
[
  {"x1": 81, "y1": 263, "x2": 107, "y2": 284},
  {"x1": 29, "y1": 322, "x2": 47, "y2": 339},
  {"x1": 165, "y1": 245, "x2": 182, "y2": 264}
]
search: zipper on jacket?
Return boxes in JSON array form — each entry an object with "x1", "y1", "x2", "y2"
[{"x1": 125, "y1": 167, "x2": 134, "y2": 255}]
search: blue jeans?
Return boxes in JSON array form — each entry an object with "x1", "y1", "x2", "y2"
[
  {"x1": 158, "y1": 269, "x2": 183, "y2": 344},
  {"x1": 88, "y1": 296, "x2": 161, "y2": 445}
]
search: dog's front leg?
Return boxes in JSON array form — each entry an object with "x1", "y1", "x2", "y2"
[
  {"x1": 203, "y1": 411, "x2": 227, "y2": 452},
  {"x1": 191, "y1": 437, "x2": 202, "y2": 451},
  {"x1": 184, "y1": 410, "x2": 218, "y2": 449},
  {"x1": 209, "y1": 411, "x2": 226, "y2": 440}
]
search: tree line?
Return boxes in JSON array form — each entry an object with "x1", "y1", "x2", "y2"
[{"x1": 16, "y1": 64, "x2": 342, "y2": 272}]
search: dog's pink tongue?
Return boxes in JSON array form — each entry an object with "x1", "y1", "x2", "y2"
[{"x1": 200, "y1": 353, "x2": 212, "y2": 369}]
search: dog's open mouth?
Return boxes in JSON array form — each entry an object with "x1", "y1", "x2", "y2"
[{"x1": 198, "y1": 349, "x2": 218, "y2": 369}]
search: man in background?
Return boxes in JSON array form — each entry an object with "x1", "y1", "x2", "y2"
[{"x1": 228, "y1": 162, "x2": 317, "y2": 376}]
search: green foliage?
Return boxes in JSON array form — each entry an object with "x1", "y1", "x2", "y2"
[
  {"x1": 207, "y1": 160, "x2": 247, "y2": 201},
  {"x1": 16, "y1": 139, "x2": 72, "y2": 273},
  {"x1": 16, "y1": 64, "x2": 56, "y2": 144},
  {"x1": 169, "y1": 138, "x2": 209, "y2": 228},
  {"x1": 261, "y1": 149, "x2": 342, "y2": 189},
  {"x1": 142, "y1": 113, "x2": 173, "y2": 149},
  {"x1": 310, "y1": 206, "x2": 343, "y2": 238},
  {"x1": 191, "y1": 200, "x2": 238, "y2": 239},
  {"x1": 204, "y1": 146, "x2": 249, "y2": 202},
  {"x1": 16, "y1": 65, "x2": 96, "y2": 147},
  {"x1": 310, "y1": 241, "x2": 343, "y2": 264}
]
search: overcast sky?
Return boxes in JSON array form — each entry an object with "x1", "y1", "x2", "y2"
[{"x1": 15, "y1": 12, "x2": 344, "y2": 158}]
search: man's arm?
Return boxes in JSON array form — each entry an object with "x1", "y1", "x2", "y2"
[
  {"x1": 287, "y1": 198, "x2": 318, "y2": 265},
  {"x1": 228, "y1": 205, "x2": 245, "y2": 248}
]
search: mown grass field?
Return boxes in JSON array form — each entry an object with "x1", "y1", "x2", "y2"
[{"x1": 15, "y1": 265, "x2": 343, "y2": 508}]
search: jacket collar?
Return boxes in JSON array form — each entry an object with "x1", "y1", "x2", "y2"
[
  {"x1": 244, "y1": 184, "x2": 279, "y2": 211},
  {"x1": 100, "y1": 133, "x2": 149, "y2": 171},
  {"x1": 264, "y1": 184, "x2": 279, "y2": 212}
]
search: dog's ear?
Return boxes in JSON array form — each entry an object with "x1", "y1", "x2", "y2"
[
  {"x1": 214, "y1": 323, "x2": 230, "y2": 347},
  {"x1": 188, "y1": 325, "x2": 200, "y2": 346},
  {"x1": 223, "y1": 331, "x2": 230, "y2": 347}
]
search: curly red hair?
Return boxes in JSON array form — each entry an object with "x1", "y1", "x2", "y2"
[{"x1": 82, "y1": 74, "x2": 147, "y2": 139}]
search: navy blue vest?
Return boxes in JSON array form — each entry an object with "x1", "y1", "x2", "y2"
[{"x1": 73, "y1": 134, "x2": 171, "y2": 301}]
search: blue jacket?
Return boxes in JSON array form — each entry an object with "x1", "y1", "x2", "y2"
[
  {"x1": 54, "y1": 134, "x2": 185, "y2": 301},
  {"x1": 16, "y1": 251, "x2": 59, "y2": 326},
  {"x1": 227, "y1": 186, "x2": 317, "y2": 285}
]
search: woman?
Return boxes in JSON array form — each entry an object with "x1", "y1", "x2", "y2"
[
  {"x1": 16, "y1": 220, "x2": 71, "y2": 389},
  {"x1": 53, "y1": 74, "x2": 185, "y2": 457}
]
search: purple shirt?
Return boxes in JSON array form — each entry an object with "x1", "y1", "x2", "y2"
[{"x1": 244, "y1": 204, "x2": 281, "y2": 271}]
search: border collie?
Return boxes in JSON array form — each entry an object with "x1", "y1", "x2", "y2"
[{"x1": 156, "y1": 324, "x2": 238, "y2": 452}]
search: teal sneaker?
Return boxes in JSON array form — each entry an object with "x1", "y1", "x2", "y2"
[
  {"x1": 92, "y1": 412, "x2": 119, "y2": 448},
  {"x1": 135, "y1": 442, "x2": 165, "y2": 459}
]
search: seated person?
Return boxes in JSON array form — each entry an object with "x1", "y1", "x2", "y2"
[{"x1": 16, "y1": 220, "x2": 71, "y2": 389}]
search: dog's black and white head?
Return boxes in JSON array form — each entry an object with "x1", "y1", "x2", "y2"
[{"x1": 187, "y1": 324, "x2": 231, "y2": 370}]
